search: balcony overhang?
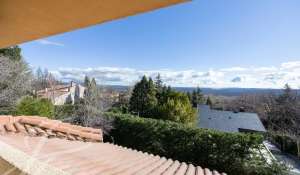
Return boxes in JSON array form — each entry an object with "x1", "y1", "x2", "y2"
[{"x1": 0, "y1": 0, "x2": 188, "y2": 48}]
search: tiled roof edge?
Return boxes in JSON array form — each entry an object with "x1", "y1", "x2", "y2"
[
  {"x1": 0, "y1": 115, "x2": 103, "y2": 142},
  {"x1": 0, "y1": 140, "x2": 70, "y2": 175}
]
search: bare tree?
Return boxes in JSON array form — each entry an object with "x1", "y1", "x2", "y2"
[
  {"x1": 266, "y1": 84, "x2": 300, "y2": 157},
  {"x1": 0, "y1": 56, "x2": 32, "y2": 108},
  {"x1": 47, "y1": 73, "x2": 58, "y2": 102}
]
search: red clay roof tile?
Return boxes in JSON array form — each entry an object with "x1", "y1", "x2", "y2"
[{"x1": 0, "y1": 115, "x2": 226, "y2": 175}]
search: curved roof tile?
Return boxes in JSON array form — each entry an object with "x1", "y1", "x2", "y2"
[{"x1": 0, "y1": 115, "x2": 226, "y2": 175}]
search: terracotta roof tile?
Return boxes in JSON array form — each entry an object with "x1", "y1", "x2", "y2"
[
  {"x1": 0, "y1": 115, "x2": 226, "y2": 175},
  {"x1": 0, "y1": 116, "x2": 102, "y2": 142}
]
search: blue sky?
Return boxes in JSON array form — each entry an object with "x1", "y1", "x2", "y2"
[{"x1": 20, "y1": 0, "x2": 300, "y2": 88}]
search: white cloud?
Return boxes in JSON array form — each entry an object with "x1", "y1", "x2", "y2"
[
  {"x1": 50, "y1": 61, "x2": 300, "y2": 89},
  {"x1": 36, "y1": 39, "x2": 64, "y2": 47},
  {"x1": 221, "y1": 67, "x2": 248, "y2": 72},
  {"x1": 280, "y1": 61, "x2": 300, "y2": 69}
]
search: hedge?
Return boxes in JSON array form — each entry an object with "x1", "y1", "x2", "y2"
[
  {"x1": 104, "y1": 112, "x2": 264, "y2": 174},
  {"x1": 267, "y1": 132, "x2": 298, "y2": 157}
]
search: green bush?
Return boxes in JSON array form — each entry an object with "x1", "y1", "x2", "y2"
[
  {"x1": 16, "y1": 96, "x2": 54, "y2": 118},
  {"x1": 104, "y1": 112, "x2": 268, "y2": 174},
  {"x1": 54, "y1": 104, "x2": 76, "y2": 119},
  {"x1": 267, "y1": 132, "x2": 298, "y2": 156},
  {"x1": 0, "y1": 106, "x2": 15, "y2": 115}
]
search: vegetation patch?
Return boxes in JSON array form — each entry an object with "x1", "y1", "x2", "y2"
[
  {"x1": 15, "y1": 96, "x2": 54, "y2": 118},
  {"x1": 104, "y1": 112, "x2": 286, "y2": 175}
]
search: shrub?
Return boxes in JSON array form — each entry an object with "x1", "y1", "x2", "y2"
[
  {"x1": 267, "y1": 132, "x2": 298, "y2": 156},
  {"x1": 104, "y1": 112, "x2": 268, "y2": 174},
  {"x1": 0, "y1": 106, "x2": 15, "y2": 115},
  {"x1": 16, "y1": 96, "x2": 54, "y2": 118},
  {"x1": 54, "y1": 104, "x2": 76, "y2": 119}
]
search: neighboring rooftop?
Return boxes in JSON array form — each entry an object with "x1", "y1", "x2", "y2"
[
  {"x1": 36, "y1": 82, "x2": 85, "y2": 105},
  {"x1": 198, "y1": 105, "x2": 266, "y2": 133},
  {"x1": 0, "y1": 115, "x2": 225, "y2": 175}
]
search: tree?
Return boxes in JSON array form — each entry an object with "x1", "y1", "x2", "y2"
[
  {"x1": 32, "y1": 67, "x2": 59, "y2": 91},
  {"x1": 155, "y1": 73, "x2": 163, "y2": 93},
  {"x1": 0, "y1": 46, "x2": 22, "y2": 61},
  {"x1": 0, "y1": 47, "x2": 32, "y2": 109},
  {"x1": 68, "y1": 76, "x2": 113, "y2": 134},
  {"x1": 129, "y1": 75, "x2": 196, "y2": 124},
  {"x1": 191, "y1": 87, "x2": 204, "y2": 107},
  {"x1": 157, "y1": 91, "x2": 196, "y2": 124},
  {"x1": 47, "y1": 73, "x2": 58, "y2": 102},
  {"x1": 84, "y1": 75, "x2": 90, "y2": 87},
  {"x1": 267, "y1": 84, "x2": 300, "y2": 157},
  {"x1": 129, "y1": 75, "x2": 157, "y2": 117},
  {"x1": 76, "y1": 77, "x2": 101, "y2": 125},
  {"x1": 206, "y1": 96, "x2": 213, "y2": 107}
]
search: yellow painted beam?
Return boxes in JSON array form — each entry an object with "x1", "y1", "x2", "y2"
[{"x1": 0, "y1": 0, "x2": 187, "y2": 48}]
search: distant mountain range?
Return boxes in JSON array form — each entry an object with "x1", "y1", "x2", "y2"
[{"x1": 103, "y1": 85, "x2": 300, "y2": 97}]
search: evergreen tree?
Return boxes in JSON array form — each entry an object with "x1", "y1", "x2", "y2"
[
  {"x1": 129, "y1": 75, "x2": 196, "y2": 124},
  {"x1": 129, "y1": 75, "x2": 157, "y2": 117},
  {"x1": 191, "y1": 87, "x2": 204, "y2": 107},
  {"x1": 206, "y1": 96, "x2": 213, "y2": 107},
  {"x1": 157, "y1": 91, "x2": 196, "y2": 124},
  {"x1": 84, "y1": 75, "x2": 90, "y2": 87},
  {"x1": 0, "y1": 46, "x2": 22, "y2": 61},
  {"x1": 155, "y1": 73, "x2": 163, "y2": 92}
]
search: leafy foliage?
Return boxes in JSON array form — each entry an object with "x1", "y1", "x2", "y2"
[
  {"x1": 191, "y1": 87, "x2": 205, "y2": 107},
  {"x1": 129, "y1": 75, "x2": 196, "y2": 124},
  {"x1": 54, "y1": 104, "x2": 77, "y2": 119},
  {"x1": 129, "y1": 75, "x2": 157, "y2": 117},
  {"x1": 16, "y1": 96, "x2": 54, "y2": 118},
  {"x1": 267, "y1": 132, "x2": 299, "y2": 157},
  {"x1": 157, "y1": 91, "x2": 196, "y2": 124},
  {"x1": 104, "y1": 113, "x2": 286, "y2": 175},
  {"x1": 0, "y1": 46, "x2": 22, "y2": 61}
]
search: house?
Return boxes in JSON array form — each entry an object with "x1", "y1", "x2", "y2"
[
  {"x1": 198, "y1": 105, "x2": 266, "y2": 133},
  {"x1": 36, "y1": 82, "x2": 85, "y2": 105},
  {"x1": 0, "y1": 115, "x2": 225, "y2": 175}
]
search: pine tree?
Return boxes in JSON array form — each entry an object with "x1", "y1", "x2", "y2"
[
  {"x1": 155, "y1": 73, "x2": 163, "y2": 92},
  {"x1": 191, "y1": 87, "x2": 204, "y2": 107},
  {"x1": 206, "y1": 96, "x2": 213, "y2": 107},
  {"x1": 129, "y1": 75, "x2": 157, "y2": 117},
  {"x1": 84, "y1": 76, "x2": 90, "y2": 87}
]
